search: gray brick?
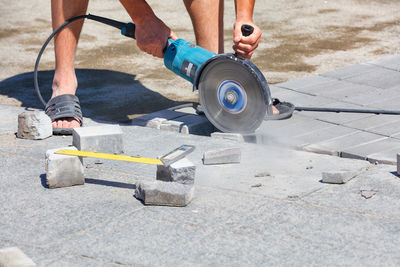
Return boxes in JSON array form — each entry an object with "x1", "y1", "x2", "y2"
[
  {"x1": 157, "y1": 158, "x2": 195, "y2": 185},
  {"x1": 0, "y1": 247, "x2": 36, "y2": 267},
  {"x1": 160, "y1": 114, "x2": 214, "y2": 135},
  {"x1": 45, "y1": 147, "x2": 84, "y2": 189},
  {"x1": 72, "y1": 125, "x2": 124, "y2": 154},
  {"x1": 203, "y1": 148, "x2": 241, "y2": 165},
  {"x1": 321, "y1": 170, "x2": 358, "y2": 184},
  {"x1": 211, "y1": 132, "x2": 244, "y2": 142},
  {"x1": 134, "y1": 180, "x2": 194, "y2": 207},
  {"x1": 17, "y1": 111, "x2": 52, "y2": 140},
  {"x1": 368, "y1": 54, "x2": 400, "y2": 72},
  {"x1": 343, "y1": 114, "x2": 400, "y2": 132},
  {"x1": 131, "y1": 110, "x2": 187, "y2": 129}
]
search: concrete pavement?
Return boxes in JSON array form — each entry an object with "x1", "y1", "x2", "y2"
[{"x1": 1, "y1": 55, "x2": 400, "y2": 265}]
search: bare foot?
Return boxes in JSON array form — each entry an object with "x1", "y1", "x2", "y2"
[{"x1": 52, "y1": 117, "x2": 80, "y2": 129}]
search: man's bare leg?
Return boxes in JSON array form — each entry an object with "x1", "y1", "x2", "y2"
[
  {"x1": 51, "y1": 0, "x2": 88, "y2": 129},
  {"x1": 183, "y1": 0, "x2": 224, "y2": 54}
]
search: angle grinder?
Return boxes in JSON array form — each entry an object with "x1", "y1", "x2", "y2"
[{"x1": 34, "y1": 14, "x2": 279, "y2": 134}]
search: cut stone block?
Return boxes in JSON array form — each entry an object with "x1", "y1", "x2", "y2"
[
  {"x1": 131, "y1": 110, "x2": 186, "y2": 129},
  {"x1": 45, "y1": 146, "x2": 84, "y2": 189},
  {"x1": 157, "y1": 158, "x2": 195, "y2": 185},
  {"x1": 135, "y1": 180, "x2": 194, "y2": 207},
  {"x1": 203, "y1": 148, "x2": 241, "y2": 165},
  {"x1": 321, "y1": 170, "x2": 358, "y2": 184},
  {"x1": 73, "y1": 125, "x2": 124, "y2": 154},
  {"x1": 0, "y1": 247, "x2": 36, "y2": 267},
  {"x1": 398, "y1": 153, "x2": 400, "y2": 175},
  {"x1": 211, "y1": 132, "x2": 244, "y2": 142},
  {"x1": 17, "y1": 111, "x2": 52, "y2": 140},
  {"x1": 160, "y1": 114, "x2": 215, "y2": 135}
]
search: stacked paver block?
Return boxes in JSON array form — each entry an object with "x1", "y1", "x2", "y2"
[
  {"x1": 73, "y1": 125, "x2": 124, "y2": 154},
  {"x1": 321, "y1": 170, "x2": 358, "y2": 184},
  {"x1": 135, "y1": 158, "x2": 195, "y2": 206},
  {"x1": 45, "y1": 146, "x2": 84, "y2": 189},
  {"x1": 203, "y1": 148, "x2": 241, "y2": 165},
  {"x1": 0, "y1": 247, "x2": 36, "y2": 267},
  {"x1": 17, "y1": 111, "x2": 52, "y2": 140}
]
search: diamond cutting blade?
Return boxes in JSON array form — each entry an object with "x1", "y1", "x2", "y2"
[{"x1": 198, "y1": 56, "x2": 267, "y2": 133}]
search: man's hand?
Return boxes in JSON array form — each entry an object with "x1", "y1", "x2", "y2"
[
  {"x1": 232, "y1": 21, "x2": 261, "y2": 59},
  {"x1": 135, "y1": 16, "x2": 178, "y2": 58}
]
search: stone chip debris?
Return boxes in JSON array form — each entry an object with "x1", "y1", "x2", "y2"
[
  {"x1": 45, "y1": 146, "x2": 85, "y2": 189},
  {"x1": 321, "y1": 170, "x2": 358, "y2": 184},
  {"x1": 203, "y1": 147, "x2": 241, "y2": 165},
  {"x1": 17, "y1": 111, "x2": 52, "y2": 140},
  {"x1": 135, "y1": 180, "x2": 194, "y2": 207}
]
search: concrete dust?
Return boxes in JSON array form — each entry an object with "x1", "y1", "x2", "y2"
[{"x1": 0, "y1": 0, "x2": 399, "y2": 122}]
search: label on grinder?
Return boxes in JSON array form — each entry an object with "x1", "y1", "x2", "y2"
[{"x1": 180, "y1": 60, "x2": 198, "y2": 80}]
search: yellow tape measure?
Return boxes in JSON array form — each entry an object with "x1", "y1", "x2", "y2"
[{"x1": 55, "y1": 149, "x2": 162, "y2": 165}]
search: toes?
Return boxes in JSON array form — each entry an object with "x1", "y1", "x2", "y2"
[{"x1": 52, "y1": 118, "x2": 80, "y2": 129}]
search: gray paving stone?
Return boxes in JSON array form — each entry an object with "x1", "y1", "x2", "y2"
[
  {"x1": 368, "y1": 54, "x2": 400, "y2": 72},
  {"x1": 0, "y1": 247, "x2": 36, "y2": 267},
  {"x1": 203, "y1": 147, "x2": 241, "y2": 165},
  {"x1": 72, "y1": 125, "x2": 124, "y2": 154},
  {"x1": 303, "y1": 131, "x2": 386, "y2": 156},
  {"x1": 134, "y1": 180, "x2": 194, "y2": 206},
  {"x1": 343, "y1": 114, "x2": 400, "y2": 132},
  {"x1": 17, "y1": 111, "x2": 52, "y2": 140},
  {"x1": 211, "y1": 132, "x2": 244, "y2": 142},
  {"x1": 397, "y1": 153, "x2": 400, "y2": 175},
  {"x1": 296, "y1": 125, "x2": 359, "y2": 148},
  {"x1": 160, "y1": 114, "x2": 214, "y2": 135},
  {"x1": 321, "y1": 170, "x2": 358, "y2": 184},
  {"x1": 367, "y1": 148, "x2": 399, "y2": 165},
  {"x1": 45, "y1": 146, "x2": 84, "y2": 189},
  {"x1": 157, "y1": 158, "x2": 195, "y2": 185},
  {"x1": 341, "y1": 138, "x2": 400, "y2": 161},
  {"x1": 321, "y1": 64, "x2": 377, "y2": 79},
  {"x1": 131, "y1": 109, "x2": 187, "y2": 129},
  {"x1": 276, "y1": 75, "x2": 336, "y2": 90},
  {"x1": 344, "y1": 67, "x2": 400, "y2": 89},
  {"x1": 299, "y1": 102, "x2": 375, "y2": 124},
  {"x1": 364, "y1": 120, "x2": 400, "y2": 137}
]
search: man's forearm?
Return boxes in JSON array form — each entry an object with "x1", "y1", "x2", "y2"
[
  {"x1": 119, "y1": 0, "x2": 155, "y2": 24},
  {"x1": 235, "y1": 0, "x2": 255, "y2": 21}
]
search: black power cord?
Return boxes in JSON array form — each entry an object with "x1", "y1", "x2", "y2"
[{"x1": 34, "y1": 14, "x2": 135, "y2": 106}]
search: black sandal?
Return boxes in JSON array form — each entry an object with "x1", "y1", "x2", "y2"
[
  {"x1": 45, "y1": 94, "x2": 83, "y2": 135},
  {"x1": 264, "y1": 98, "x2": 295, "y2": 120}
]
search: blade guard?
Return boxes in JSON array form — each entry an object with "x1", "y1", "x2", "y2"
[{"x1": 193, "y1": 54, "x2": 274, "y2": 115}]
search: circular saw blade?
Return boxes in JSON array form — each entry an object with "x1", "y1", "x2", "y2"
[{"x1": 198, "y1": 56, "x2": 267, "y2": 134}]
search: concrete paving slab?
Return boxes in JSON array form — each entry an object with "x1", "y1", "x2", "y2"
[
  {"x1": 160, "y1": 114, "x2": 215, "y2": 135},
  {"x1": 276, "y1": 75, "x2": 336, "y2": 91},
  {"x1": 303, "y1": 131, "x2": 386, "y2": 156},
  {"x1": 320, "y1": 63, "x2": 377, "y2": 80},
  {"x1": 368, "y1": 54, "x2": 400, "y2": 72},
  {"x1": 343, "y1": 67, "x2": 400, "y2": 89},
  {"x1": 367, "y1": 147, "x2": 400, "y2": 165},
  {"x1": 131, "y1": 109, "x2": 187, "y2": 128},
  {"x1": 342, "y1": 114, "x2": 400, "y2": 132},
  {"x1": 341, "y1": 138, "x2": 400, "y2": 161}
]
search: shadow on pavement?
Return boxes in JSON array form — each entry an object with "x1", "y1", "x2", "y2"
[
  {"x1": 0, "y1": 68, "x2": 186, "y2": 123},
  {"x1": 85, "y1": 178, "x2": 136, "y2": 189}
]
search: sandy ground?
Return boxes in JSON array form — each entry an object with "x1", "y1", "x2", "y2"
[{"x1": 0, "y1": 0, "x2": 399, "y2": 121}]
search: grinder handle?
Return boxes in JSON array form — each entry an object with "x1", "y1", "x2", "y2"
[{"x1": 241, "y1": 24, "x2": 254, "y2": 37}]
